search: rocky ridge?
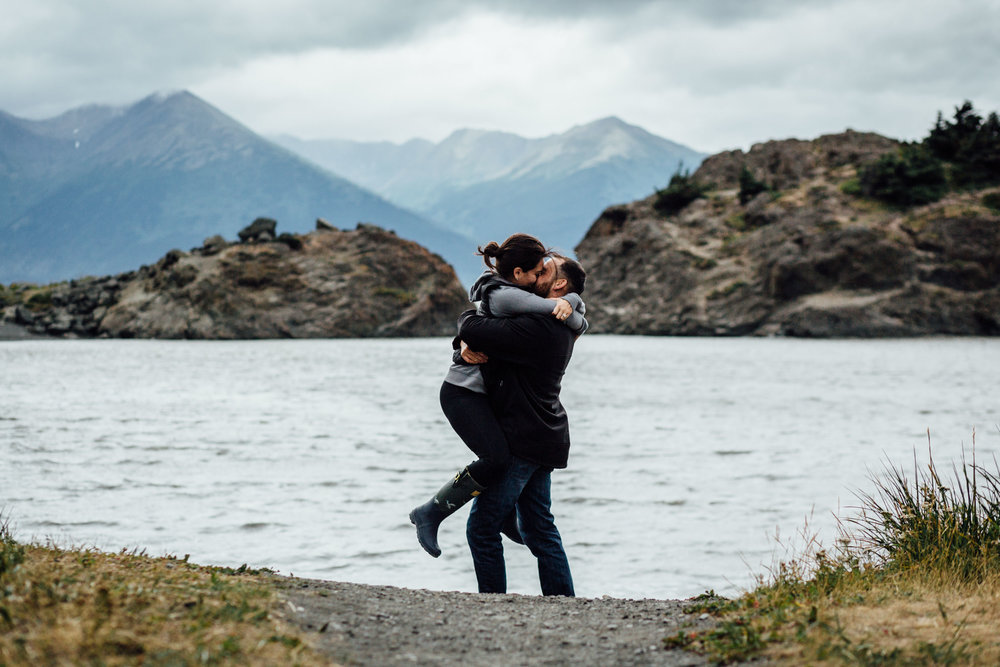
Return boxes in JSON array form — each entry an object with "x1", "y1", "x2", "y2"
[
  {"x1": 576, "y1": 130, "x2": 1000, "y2": 336},
  {"x1": 2, "y1": 219, "x2": 469, "y2": 339}
]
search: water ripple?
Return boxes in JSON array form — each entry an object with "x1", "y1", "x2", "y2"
[{"x1": 1, "y1": 336, "x2": 998, "y2": 600}]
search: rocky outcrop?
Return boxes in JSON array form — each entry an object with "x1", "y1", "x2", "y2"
[
  {"x1": 575, "y1": 132, "x2": 1000, "y2": 336},
  {"x1": 3, "y1": 220, "x2": 469, "y2": 339},
  {"x1": 694, "y1": 130, "x2": 898, "y2": 190}
]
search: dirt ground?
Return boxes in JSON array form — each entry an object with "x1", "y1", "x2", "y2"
[{"x1": 276, "y1": 577, "x2": 721, "y2": 666}]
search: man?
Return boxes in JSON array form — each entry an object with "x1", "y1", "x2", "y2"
[{"x1": 456, "y1": 255, "x2": 586, "y2": 596}]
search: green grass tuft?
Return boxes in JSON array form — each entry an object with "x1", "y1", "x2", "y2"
[{"x1": 672, "y1": 430, "x2": 1000, "y2": 665}]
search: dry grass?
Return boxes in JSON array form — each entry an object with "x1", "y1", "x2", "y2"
[
  {"x1": 756, "y1": 568, "x2": 1000, "y2": 665},
  {"x1": 0, "y1": 519, "x2": 326, "y2": 666},
  {"x1": 670, "y1": 431, "x2": 1000, "y2": 665}
]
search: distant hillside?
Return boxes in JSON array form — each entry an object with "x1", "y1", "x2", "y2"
[
  {"x1": 0, "y1": 92, "x2": 480, "y2": 285},
  {"x1": 275, "y1": 117, "x2": 705, "y2": 254},
  {"x1": 576, "y1": 129, "x2": 1000, "y2": 337},
  {"x1": 1, "y1": 220, "x2": 468, "y2": 339}
]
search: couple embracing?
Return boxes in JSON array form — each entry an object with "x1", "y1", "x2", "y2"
[{"x1": 410, "y1": 233, "x2": 587, "y2": 596}]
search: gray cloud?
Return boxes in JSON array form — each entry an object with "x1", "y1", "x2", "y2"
[
  {"x1": 650, "y1": 2, "x2": 999, "y2": 96},
  {"x1": 2, "y1": 1, "x2": 471, "y2": 114},
  {"x1": 0, "y1": 0, "x2": 997, "y2": 152},
  {"x1": 0, "y1": 0, "x2": 851, "y2": 113}
]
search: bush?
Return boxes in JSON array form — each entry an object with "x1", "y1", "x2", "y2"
[
  {"x1": 843, "y1": 101, "x2": 1000, "y2": 208},
  {"x1": 858, "y1": 143, "x2": 948, "y2": 208},
  {"x1": 839, "y1": 178, "x2": 862, "y2": 196},
  {"x1": 983, "y1": 191, "x2": 1000, "y2": 213},
  {"x1": 738, "y1": 166, "x2": 772, "y2": 204},
  {"x1": 24, "y1": 288, "x2": 54, "y2": 312},
  {"x1": 654, "y1": 168, "x2": 708, "y2": 215},
  {"x1": 925, "y1": 101, "x2": 1000, "y2": 189},
  {"x1": 0, "y1": 512, "x2": 24, "y2": 578}
]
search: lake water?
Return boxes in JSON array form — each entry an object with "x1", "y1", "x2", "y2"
[{"x1": 2, "y1": 336, "x2": 998, "y2": 600}]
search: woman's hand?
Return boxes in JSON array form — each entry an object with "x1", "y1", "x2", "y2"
[
  {"x1": 460, "y1": 340, "x2": 489, "y2": 364},
  {"x1": 549, "y1": 298, "x2": 572, "y2": 321}
]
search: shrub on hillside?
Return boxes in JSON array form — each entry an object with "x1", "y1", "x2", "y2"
[
  {"x1": 843, "y1": 101, "x2": 1000, "y2": 208},
  {"x1": 654, "y1": 168, "x2": 708, "y2": 215},
  {"x1": 858, "y1": 143, "x2": 948, "y2": 208},
  {"x1": 738, "y1": 166, "x2": 772, "y2": 205},
  {"x1": 983, "y1": 191, "x2": 1000, "y2": 213}
]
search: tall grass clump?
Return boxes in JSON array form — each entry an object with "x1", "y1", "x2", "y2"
[
  {"x1": 0, "y1": 511, "x2": 25, "y2": 579},
  {"x1": 848, "y1": 432, "x2": 1000, "y2": 581},
  {"x1": 671, "y1": 431, "x2": 1000, "y2": 665}
]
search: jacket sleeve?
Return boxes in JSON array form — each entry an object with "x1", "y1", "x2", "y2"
[
  {"x1": 563, "y1": 293, "x2": 588, "y2": 336},
  {"x1": 486, "y1": 286, "x2": 555, "y2": 318},
  {"x1": 458, "y1": 312, "x2": 546, "y2": 365},
  {"x1": 488, "y1": 288, "x2": 589, "y2": 336}
]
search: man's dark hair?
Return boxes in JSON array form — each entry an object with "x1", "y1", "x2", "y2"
[
  {"x1": 476, "y1": 233, "x2": 548, "y2": 280},
  {"x1": 556, "y1": 256, "x2": 586, "y2": 295}
]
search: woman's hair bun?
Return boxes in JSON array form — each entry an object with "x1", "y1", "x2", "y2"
[
  {"x1": 479, "y1": 241, "x2": 502, "y2": 257},
  {"x1": 475, "y1": 233, "x2": 547, "y2": 277}
]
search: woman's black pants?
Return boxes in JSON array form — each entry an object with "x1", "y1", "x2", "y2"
[{"x1": 439, "y1": 381, "x2": 511, "y2": 486}]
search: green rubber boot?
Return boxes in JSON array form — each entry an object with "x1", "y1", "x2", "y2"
[{"x1": 409, "y1": 468, "x2": 486, "y2": 558}]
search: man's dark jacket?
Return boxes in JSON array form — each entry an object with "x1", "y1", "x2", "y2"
[{"x1": 457, "y1": 309, "x2": 575, "y2": 469}]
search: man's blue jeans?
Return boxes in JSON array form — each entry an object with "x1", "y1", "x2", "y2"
[{"x1": 466, "y1": 456, "x2": 574, "y2": 596}]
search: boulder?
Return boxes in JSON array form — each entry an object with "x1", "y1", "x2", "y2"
[
  {"x1": 276, "y1": 233, "x2": 304, "y2": 251},
  {"x1": 13, "y1": 305, "x2": 34, "y2": 325},
  {"x1": 238, "y1": 217, "x2": 278, "y2": 243},
  {"x1": 202, "y1": 235, "x2": 229, "y2": 255}
]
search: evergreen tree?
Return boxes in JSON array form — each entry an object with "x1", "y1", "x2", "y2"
[
  {"x1": 952, "y1": 111, "x2": 1000, "y2": 188},
  {"x1": 925, "y1": 101, "x2": 982, "y2": 162},
  {"x1": 849, "y1": 101, "x2": 1000, "y2": 207},
  {"x1": 654, "y1": 167, "x2": 708, "y2": 215},
  {"x1": 923, "y1": 101, "x2": 1000, "y2": 188},
  {"x1": 738, "y1": 166, "x2": 771, "y2": 204}
]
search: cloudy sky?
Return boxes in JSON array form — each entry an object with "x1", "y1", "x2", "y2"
[{"x1": 2, "y1": 0, "x2": 998, "y2": 153}]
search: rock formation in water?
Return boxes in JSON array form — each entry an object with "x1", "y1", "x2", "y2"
[
  {"x1": 575, "y1": 131, "x2": 1000, "y2": 336},
  {"x1": 3, "y1": 220, "x2": 469, "y2": 339}
]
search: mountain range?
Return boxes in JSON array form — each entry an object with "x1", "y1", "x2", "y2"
[
  {"x1": 274, "y1": 118, "x2": 705, "y2": 255},
  {"x1": 1, "y1": 90, "x2": 705, "y2": 286},
  {"x1": 0, "y1": 92, "x2": 472, "y2": 284}
]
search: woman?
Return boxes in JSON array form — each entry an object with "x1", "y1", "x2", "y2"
[{"x1": 409, "y1": 233, "x2": 587, "y2": 558}]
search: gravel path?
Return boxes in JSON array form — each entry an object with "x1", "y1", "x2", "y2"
[{"x1": 276, "y1": 578, "x2": 721, "y2": 666}]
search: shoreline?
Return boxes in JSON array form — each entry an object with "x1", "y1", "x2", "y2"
[
  {"x1": 0, "y1": 536, "x2": 717, "y2": 666},
  {"x1": 0, "y1": 321, "x2": 49, "y2": 340}
]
